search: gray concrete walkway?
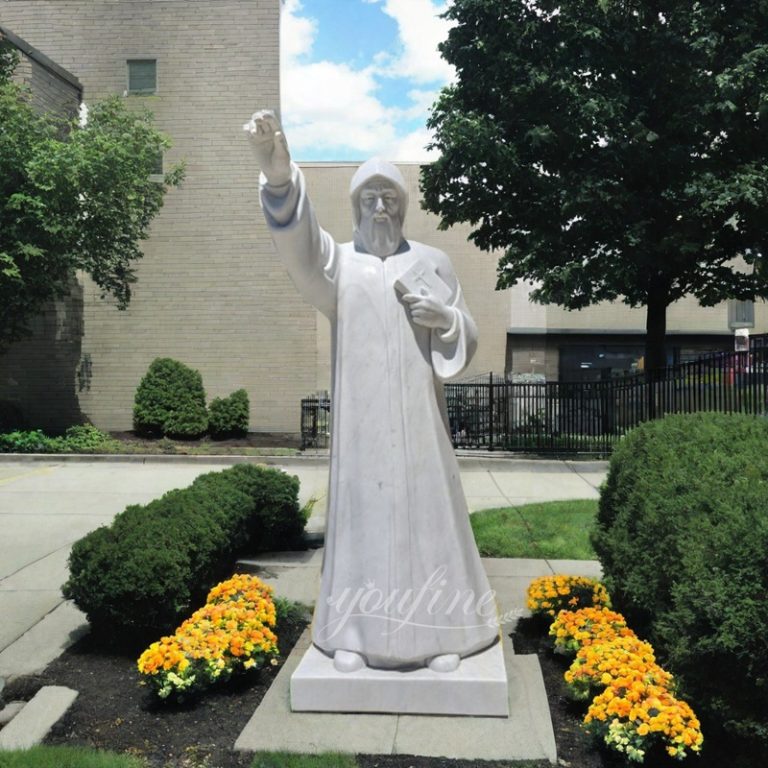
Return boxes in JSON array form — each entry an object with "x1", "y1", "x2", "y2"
[{"x1": 0, "y1": 455, "x2": 607, "y2": 680}]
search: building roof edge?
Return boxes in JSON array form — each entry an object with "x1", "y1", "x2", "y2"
[{"x1": 0, "y1": 25, "x2": 83, "y2": 94}]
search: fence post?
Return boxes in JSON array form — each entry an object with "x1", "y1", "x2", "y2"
[{"x1": 488, "y1": 372, "x2": 494, "y2": 451}]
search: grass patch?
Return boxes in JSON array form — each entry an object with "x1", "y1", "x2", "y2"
[
  {"x1": 252, "y1": 753, "x2": 357, "y2": 768},
  {"x1": 0, "y1": 746, "x2": 146, "y2": 768},
  {"x1": 471, "y1": 499, "x2": 598, "y2": 560}
]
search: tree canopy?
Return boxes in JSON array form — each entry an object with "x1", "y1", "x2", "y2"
[
  {"x1": 422, "y1": 0, "x2": 768, "y2": 369},
  {"x1": 0, "y1": 45, "x2": 184, "y2": 350}
]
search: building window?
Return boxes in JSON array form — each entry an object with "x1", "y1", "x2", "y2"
[
  {"x1": 149, "y1": 150, "x2": 163, "y2": 181},
  {"x1": 728, "y1": 299, "x2": 755, "y2": 329},
  {"x1": 127, "y1": 59, "x2": 156, "y2": 94}
]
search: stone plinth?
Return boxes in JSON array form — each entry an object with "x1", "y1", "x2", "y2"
[{"x1": 290, "y1": 640, "x2": 509, "y2": 717}]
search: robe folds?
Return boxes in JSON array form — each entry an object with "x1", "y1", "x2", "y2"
[{"x1": 261, "y1": 164, "x2": 499, "y2": 669}]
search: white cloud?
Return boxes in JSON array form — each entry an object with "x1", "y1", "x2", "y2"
[
  {"x1": 279, "y1": 0, "x2": 452, "y2": 161},
  {"x1": 283, "y1": 61, "x2": 396, "y2": 156},
  {"x1": 372, "y1": 0, "x2": 455, "y2": 84},
  {"x1": 386, "y1": 126, "x2": 440, "y2": 162},
  {"x1": 280, "y1": 0, "x2": 316, "y2": 62}
]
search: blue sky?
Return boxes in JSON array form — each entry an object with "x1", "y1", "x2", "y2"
[{"x1": 280, "y1": 0, "x2": 454, "y2": 162}]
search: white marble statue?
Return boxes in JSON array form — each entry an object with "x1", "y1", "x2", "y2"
[{"x1": 245, "y1": 111, "x2": 499, "y2": 674}]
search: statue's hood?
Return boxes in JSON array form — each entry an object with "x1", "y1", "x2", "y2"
[{"x1": 349, "y1": 157, "x2": 409, "y2": 226}]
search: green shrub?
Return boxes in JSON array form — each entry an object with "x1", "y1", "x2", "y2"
[
  {"x1": 63, "y1": 464, "x2": 305, "y2": 639},
  {"x1": 133, "y1": 357, "x2": 208, "y2": 438},
  {"x1": 0, "y1": 425, "x2": 118, "y2": 453},
  {"x1": 592, "y1": 412, "x2": 768, "y2": 748},
  {"x1": 58, "y1": 425, "x2": 119, "y2": 452},
  {"x1": 0, "y1": 429, "x2": 55, "y2": 453},
  {"x1": 208, "y1": 388, "x2": 250, "y2": 438},
  {"x1": 212, "y1": 462, "x2": 304, "y2": 551}
]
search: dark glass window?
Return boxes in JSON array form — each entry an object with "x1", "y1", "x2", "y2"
[
  {"x1": 151, "y1": 151, "x2": 163, "y2": 176},
  {"x1": 127, "y1": 59, "x2": 156, "y2": 94}
]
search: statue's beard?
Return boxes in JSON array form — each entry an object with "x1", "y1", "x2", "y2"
[{"x1": 356, "y1": 216, "x2": 402, "y2": 258}]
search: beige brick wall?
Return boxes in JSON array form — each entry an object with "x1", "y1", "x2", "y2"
[
  {"x1": 543, "y1": 295, "x2": 739, "y2": 333},
  {"x1": 0, "y1": 1, "x2": 317, "y2": 433}
]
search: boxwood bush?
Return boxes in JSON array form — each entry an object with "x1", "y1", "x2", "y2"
[
  {"x1": 63, "y1": 464, "x2": 304, "y2": 639},
  {"x1": 592, "y1": 412, "x2": 768, "y2": 749},
  {"x1": 208, "y1": 388, "x2": 249, "y2": 438},
  {"x1": 133, "y1": 357, "x2": 208, "y2": 438}
]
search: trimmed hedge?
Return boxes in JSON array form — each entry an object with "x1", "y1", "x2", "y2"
[
  {"x1": 592, "y1": 412, "x2": 768, "y2": 747},
  {"x1": 63, "y1": 464, "x2": 304, "y2": 638},
  {"x1": 208, "y1": 388, "x2": 249, "y2": 438},
  {"x1": 133, "y1": 358, "x2": 208, "y2": 438}
]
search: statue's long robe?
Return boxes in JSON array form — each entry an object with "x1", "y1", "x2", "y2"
[{"x1": 261, "y1": 165, "x2": 498, "y2": 669}]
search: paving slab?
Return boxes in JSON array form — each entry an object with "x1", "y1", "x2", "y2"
[
  {"x1": 394, "y1": 652, "x2": 555, "y2": 763},
  {"x1": 235, "y1": 629, "x2": 556, "y2": 764},
  {"x1": 235, "y1": 631, "x2": 399, "y2": 755},
  {"x1": 481, "y1": 558, "x2": 551, "y2": 578},
  {"x1": 491, "y1": 470, "x2": 599, "y2": 502},
  {"x1": 0, "y1": 591, "x2": 63, "y2": 651},
  {"x1": 0, "y1": 548, "x2": 70, "y2": 592},
  {"x1": 0, "y1": 685, "x2": 78, "y2": 750},
  {"x1": 548, "y1": 560, "x2": 603, "y2": 579},
  {"x1": 0, "y1": 513, "x2": 110, "y2": 581},
  {"x1": 0, "y1": 602, "x2": 87, "y2": 680}
]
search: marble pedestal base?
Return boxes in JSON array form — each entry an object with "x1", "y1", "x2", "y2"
[{"x1": 290, "y1": 641, "x2": 509, "y2": 717}]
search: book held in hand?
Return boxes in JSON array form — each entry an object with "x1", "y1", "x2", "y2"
[{"x1": 394, "y1": 259, "x2": 452, "y2": 304}]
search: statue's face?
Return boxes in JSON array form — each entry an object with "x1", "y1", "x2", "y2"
[{"x1": 356, "y1": 179, "x2": 404, "y2": 257}]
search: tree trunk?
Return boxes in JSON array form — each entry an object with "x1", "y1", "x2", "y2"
[
  {"x1": 645, "y1": 278, "x2": 670, "y2": 420},
  {"x1": 645, "y1": 281, "x2": 669, "y2": 373}
]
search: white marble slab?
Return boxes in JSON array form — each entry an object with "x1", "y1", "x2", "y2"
[{"x1": 290, "y1": 640, "x2": 509, "y2": 716}]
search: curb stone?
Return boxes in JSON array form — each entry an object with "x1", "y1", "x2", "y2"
[
  {"x1": 0, "y1": 701, "x2": 24, "y2": 726},
  {"x1": 0, "y1": 686, "x2": 78, "y2": 750}
]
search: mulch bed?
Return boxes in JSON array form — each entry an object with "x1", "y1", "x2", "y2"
[
  {"x1": 1, "y1": 615, "x2": 620, "y2": 768},
  {"x1": 108, "y1": 431, "x2": 304, "y2": 453}
]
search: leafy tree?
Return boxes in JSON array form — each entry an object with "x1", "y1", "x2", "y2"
[
  {"x1": 422, "y1": 0, "x2": 768, "y2": 370},
  {"x1": 0, "y1": 46, "x2": 184, "y2": 349}
]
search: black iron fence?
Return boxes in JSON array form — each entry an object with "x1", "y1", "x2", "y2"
[{"x1": 301, "y1": 335, "x2": 768, "y2": 454}]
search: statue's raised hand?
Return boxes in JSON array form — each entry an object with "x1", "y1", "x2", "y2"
[{"x1": 243, "y1": 110, "x2": 292, "y2": 187}]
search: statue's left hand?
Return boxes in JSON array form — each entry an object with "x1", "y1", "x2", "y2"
[{"x1": 402, "y1": 293, "x2": 454, "y2": 331}]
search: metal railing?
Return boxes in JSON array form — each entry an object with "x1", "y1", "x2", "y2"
[{"x1": 301, "y1": 335, "x2": 768, "y2": 454}]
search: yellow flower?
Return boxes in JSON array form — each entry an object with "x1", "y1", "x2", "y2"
[{"x1": 137, "y1": 574, "x2": 280, "y2": 701}]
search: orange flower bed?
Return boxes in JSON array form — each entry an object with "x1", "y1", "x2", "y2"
[
  {"x1": 564, "y1": 635, "x2": 673, "y2": 701},
  {"x1": 549, "y1": 605, "x2": 634, "y2": 654},
  {"x1": 530, "y1": 576, "x2": 703, "y2": 763},
  {"x1": 137, "y1": 574, "x2": 279, "y2": 701},
  {"x1": 526, "y1": 574, "x2": 611, "y2": 618}
]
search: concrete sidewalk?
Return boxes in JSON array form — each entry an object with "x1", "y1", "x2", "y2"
[{"x1": 0, "y1": 455, "x2": 607, "y2": 680}]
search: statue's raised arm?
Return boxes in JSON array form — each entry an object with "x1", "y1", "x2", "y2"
[
  {"x1": 244, "y1": 110, "x2": 337, "y2": 316},
  {"x1": 243, "y1": 109, "x2": 292, "y2": 187}
]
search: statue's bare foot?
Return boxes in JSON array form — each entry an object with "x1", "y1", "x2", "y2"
[
  {"x1": 428, "y1": 653, "x2": 460, "y2": 673},
  {"x1": 334, "y1": 649, "x2": 366, "y2": 673}
]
